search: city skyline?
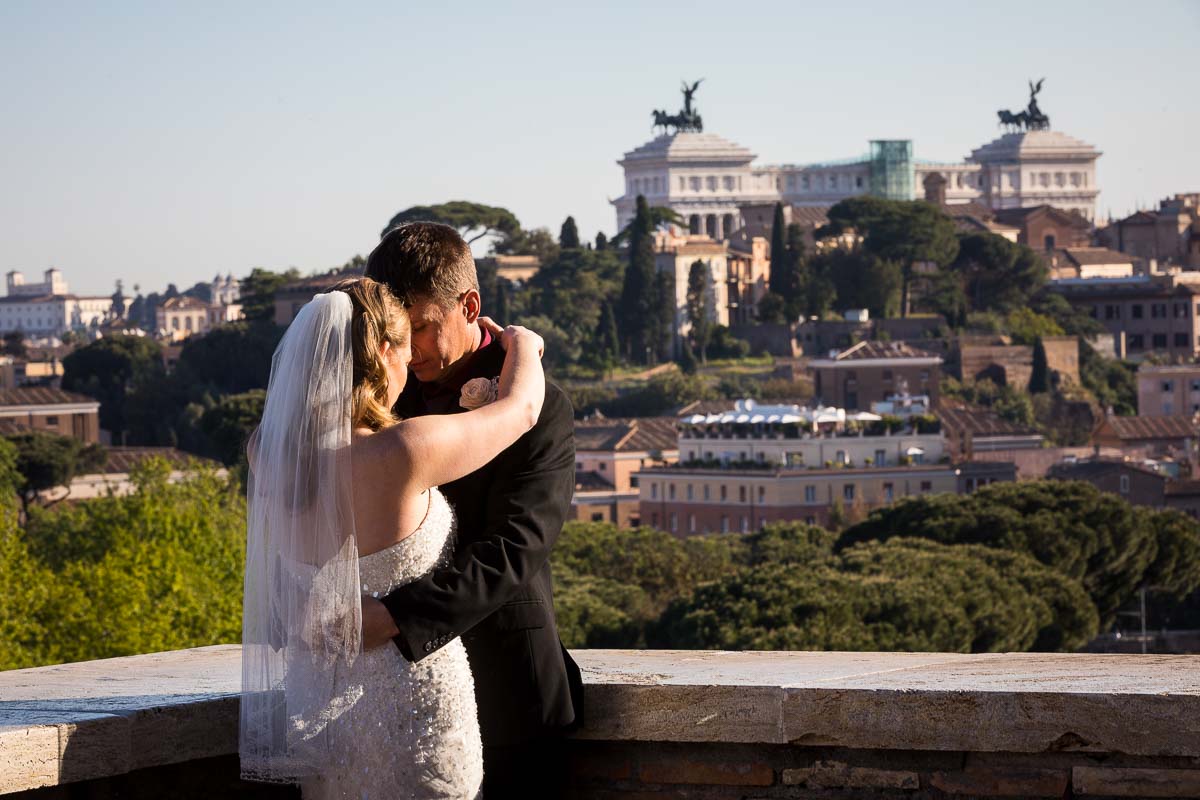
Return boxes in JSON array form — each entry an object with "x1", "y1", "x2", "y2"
[{"x1": 3, "y1": 0, "x2": 1198, "y2": 296}]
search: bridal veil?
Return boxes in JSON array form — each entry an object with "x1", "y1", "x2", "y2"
[{"x1": 240, "y1": 290, "x2": 362, "y2": 783}]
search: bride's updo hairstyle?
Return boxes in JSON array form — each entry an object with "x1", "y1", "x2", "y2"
[{"x1": 321, "y1": 278, "x2": 410, "y2": 431}]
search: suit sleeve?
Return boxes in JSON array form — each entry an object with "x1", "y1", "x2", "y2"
[{"x1": 379, "y1": 382, "x2": 575, "y2": 662}]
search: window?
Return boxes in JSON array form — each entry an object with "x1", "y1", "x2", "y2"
[
  {"x1": 720, "y1": 485, "x2": 727, "y2": 502},
  {"x1": 874, "y1": 449, "x2": 887, "y2": 466},
  {"x1": 1153, "y1": 334, "x2": 1168, "y2": 348},
  {"x1": 1044, "y1": 234, "x2": 1056, "y2": 251},
  {"x1": 882, "y1": 369, "x2": 893, "y2": 380},
  {"x1": 1176, "y1": 303, "x2": 1191, "y2": 319},
  {"x1": 804, "y1": 485, "x2": 817, "y2": 504},
  {"x1": 883, "y1": 483, "x2": 894, "y2": 502},
  {"x1": 591, "y1": 512, "x2": 605, "y2": 522},
  {"x1": 651, "y1": 483, "x2": 658, "y2": 500},
  {"x1": 920, "y1": 481, "x2": 932, "y2": 492},
  {"x1": 1163, "y1": 381, "x2": 1175, "y2": 392},
  {"x1": 1119, "y1": 475, "x2": 1130, "y2": 494},
  {"x1": 703, "y1": 484, "x2": 710, "y2": 501},
  {"x1": 668, "y1": 484, "x2": 676, "y2": 500},
  {"x1": 686, "y1": 484, "x2": 694, "y2": 501},
  {"x1": 738, "y1": 486, "x2": 747, "y2": 503},
  {"x1": 1175, "y1": 333, "x2": 1189, "y2": 347},
  {"x1": 1152, "y1": 304, "x2": 1167, "y2": 318},
  {"x1": 805, "y1": 516, "x2": 816, "y2": 525},
  {"x1": 1129, "y1": 333, "x2": 1144, "y2": 349},
  {"x1": 45, "y1": 416, "x2": 58, "y2": 426},
  {"x1": 689, "y1": 514, "x2": 696, "y2": 533},
  {"x1": 651, "y1": 512, "x2": 659, "y2": 527},
  {"x1": 1105, "y1": 305, "x2": 1120, "y2": 320},
  {"x1": 758, "y1": 486, "x2": 765, "y2": 503},
  {"x1": 598, "y1": 462, "x2": 606, "y2": 471},
  {"x1": 855, "y1": 176, "x2": 863, "y2": 188},
  {"x1": 575, "y1": 462, "x2": 583, "y2": 471},
  {"x1": 835, "y1": 450, "x2": 847, "y2": 465},
  {"x1": 669, "y1": 513, "x2": 678, "y2": 533},
  {"x1": 1164, "y1": 401, "x2": 1174, "y2": 415},
  {"x1": 1132, "y1": 305, "x2": 1144, "y2": 319},
  {"x1": 630, "y1": 476, "x2": 639, "y2": 488},
  {"x1": 720, "y1": 516, "x2": 729, "y2": 532},
  {"x1": 740, "y1": 516, "x2": 750, "y2": 533},
  {"x1": 843, "y1": 484, "x2": 856, "y2": 501},
  {"x1": 1190, "y1": 380, "x2": 1200, "y2": 393}
]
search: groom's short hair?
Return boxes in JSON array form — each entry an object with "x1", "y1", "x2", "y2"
[{"x1": 365, "y1": 222, "x2": 479, "y2": 308}]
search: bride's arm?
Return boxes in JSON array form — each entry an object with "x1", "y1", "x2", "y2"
[{"x1": 361, "y1": 325, "x2": 545, "y2": 492}]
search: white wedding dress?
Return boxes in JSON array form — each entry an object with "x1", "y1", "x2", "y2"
[{"x1": 302, "y1": 487, "x2": 484, "y2": 800}]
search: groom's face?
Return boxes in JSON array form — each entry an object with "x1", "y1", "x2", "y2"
[{"x1": 406, "y1": 291, "x2": 480, "y2": 384}]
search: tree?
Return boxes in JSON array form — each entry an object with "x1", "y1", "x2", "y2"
[
  {"x1": 950, "y1": 232, "x2": 1048, "y2": 315},
  {"x1": 619, "y1": 196, "x2": 658, "y2": 363},
  {"x1": 62, "y1": 335, "x2": 165, "y2": 443},
  {"x1": 768, "y1": 203, "x2": 791, "y2": 300},
  {"x1": 653, "y1": 271, "x2": 675, "y2": 363},
  {"x1": 595, "y1": 232, "x2": 609, "y2": 251},
  {"x1": 1029, "y1": 338, "x2": 1050, "y2": 393},
  {"x1": 685, "y1": 260, "x2": 713, "y2": 364},
  {"x1": 559, "y1": 216, "x2": 581, "y2": 249},
  {"x1": 610, "y1": 205, "x2": 684, "y2": 248},
  {"x1": 198, "y1": 390, "x2": 266, "y2": 466},
  {"x1": 492, "y1": 227, "x2": 560, "y2": 263},
  {"x1": 381, "y1": 201, "x2": 520, "y2": 245},
  {"x1": 837, "y1": 480, "x2": 1187, "y2": 628},
  {"x1": 588, "y1": 300, "x2": 621, "y2": 377},
  {"x1": 239, "y1": 267, "x2": 300, "y2": 322},
  {"x1": 14, "y1": 459, "x2": 246, "y2": 667},
  {"x1": 821, "y1": 198, "x2": 959, "y2": 317},
  {"x1": 757, "y1": 292, "x2": 788, "y2": 324},
  {"x1": 782, "y1": 223, "x2": 808, "y2": 316},
  {"x1": 1079, "y1": 344, "x2": 1137, "y2": 415},
  {"x1": 6, "y1": 431, "x2": 106, "y2": 514},
  {"x1": 2, "y1": 331, "x2": 27, "y2": 357}
]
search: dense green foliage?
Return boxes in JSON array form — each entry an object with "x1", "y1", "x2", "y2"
[
  {"x1": 554, "y1": 482, "x2": 1200, "y2": 653},
  {"x1": 62, "y1": 335, "x2": 166, "y2": 443},
  {"x1": 6, "y1": 431, "x2": 106, "y2": 511},
  {"x1": 382, "y1": 201, "x2": 520, "y2": 244},
  {"x1": 0, "y1": 459, "x2": 245, "y2": 670}
]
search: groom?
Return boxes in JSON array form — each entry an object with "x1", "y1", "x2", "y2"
[{"x1": 360, "y1": 222, "x2": 583, "y2": 798}]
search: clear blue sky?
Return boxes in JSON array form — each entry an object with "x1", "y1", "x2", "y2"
[{"x1": 3, "y1": 0, "x2": 1198, "y2": 296}]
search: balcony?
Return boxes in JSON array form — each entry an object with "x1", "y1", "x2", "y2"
[{"x1": 3, "y1": 647, "x2": 1199, "y2": 798}]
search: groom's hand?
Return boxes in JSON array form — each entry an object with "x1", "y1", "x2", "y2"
[{"x1": 361, "y1": 596, "x2": 400, "y2": 650}]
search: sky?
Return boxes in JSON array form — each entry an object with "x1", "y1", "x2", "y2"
[{"x1": 2, "y1": 1, "x2": 1198, "y2": 297}]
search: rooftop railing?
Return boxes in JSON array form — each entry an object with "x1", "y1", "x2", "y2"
[{"x1": 3, "y1": 646, "x2": 1198, "y2": 798}]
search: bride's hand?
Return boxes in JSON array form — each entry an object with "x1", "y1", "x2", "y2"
[{"x1": 482, "y1": 317, "x2": 543, "y2": 359}]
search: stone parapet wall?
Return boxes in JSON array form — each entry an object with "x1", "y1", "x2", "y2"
[{"x1": 2, "y1": 647, "x2": 1199, "y2": 798}]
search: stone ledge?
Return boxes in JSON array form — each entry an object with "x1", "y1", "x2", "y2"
[{"x1": 1, "y1": 646, "x2": 1198, "y2": 795}]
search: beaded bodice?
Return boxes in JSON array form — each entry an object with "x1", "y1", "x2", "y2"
[
  {"x1": 358, "y1": 487, "x2": 455, "y2": 597},
  {"x1": 302, "y1": 486, "x2": 482, "y2": 800}
]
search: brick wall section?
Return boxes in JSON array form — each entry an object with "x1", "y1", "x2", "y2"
[{"x1": 564, "y1": 741, "x2": 1200, "y2": 799}]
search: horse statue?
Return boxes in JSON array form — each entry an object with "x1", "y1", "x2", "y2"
[{"x1": 996, "y1": 78, "x2": 1050, "y2": 132}]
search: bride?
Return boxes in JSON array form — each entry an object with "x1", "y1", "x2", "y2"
[{"x1": 239, "y1": 277, "x2": 545, "y2": 799}]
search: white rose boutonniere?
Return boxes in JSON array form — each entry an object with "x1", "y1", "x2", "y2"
[{"x1": 459, "y1": 376, "x2": 500, "y2": 410}]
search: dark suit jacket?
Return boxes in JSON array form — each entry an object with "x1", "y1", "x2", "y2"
[{"x1": 381, "y1": 338, "x2": 584, "y2": 747}]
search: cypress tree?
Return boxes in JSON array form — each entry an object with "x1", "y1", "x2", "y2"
[
  {"x1": 653, "y1": 270, "x2": 676, "y2": 364},
  {"x1": 595, "y1": 231, "x2": 608, "y2": 251},
  {"x1": 784, "y1": 222, "x2": 807, "y2": 317},
  {"x1": 559, "y1": 216, "x2": 580, "y2": 249},
  {"x1": 768, "y1": 203, "x2": 791, "y2": 301},
  {"x1": 595, "y1": 299, "x2": 620, "y2": 372},
  {"x1": 1030, "y1": 338, "x2": 1049, "y2": 393},
  {"x1": 619, "y1": 196, "x2": 656, "y2": 362}
]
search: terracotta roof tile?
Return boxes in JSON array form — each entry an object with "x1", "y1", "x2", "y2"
[
  {"x1": 574, "y1": 416, "x2": 678, "y2": 453},
  {"x1": 1105, "y1": 415, "x2": 1198, "y2": 441},
  {"x1": 0, "y1": 387, "x2": 97, "y2": 406},
  {"x1": 825, "y1": 340, "x2": 941, "y2": 362},
  {"x1": 937, "y1": 400, "x2": 1041, "y2": 437}
]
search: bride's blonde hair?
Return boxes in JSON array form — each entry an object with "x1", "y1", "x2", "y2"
[{"x1": 322, "y1": 278, "x2": 410, "y2": 431}]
